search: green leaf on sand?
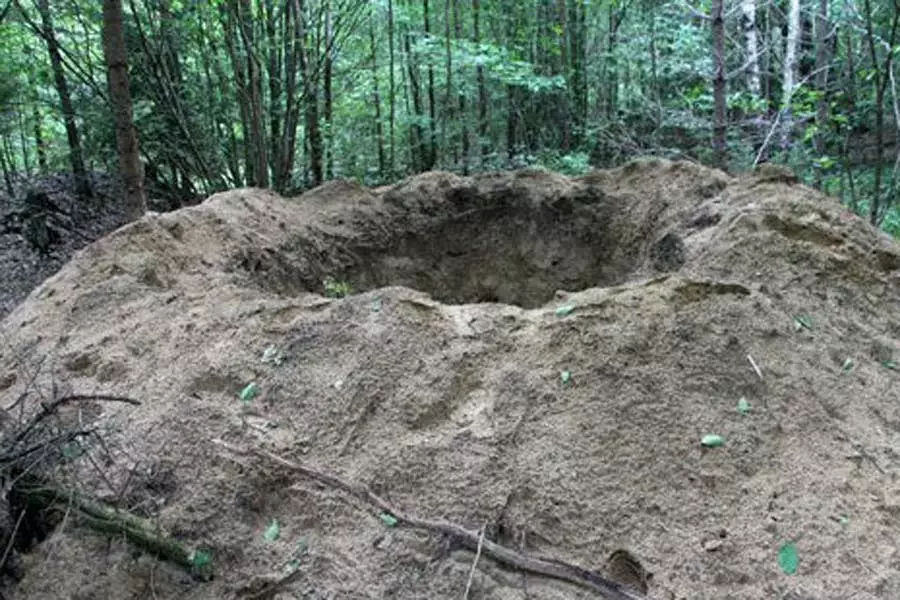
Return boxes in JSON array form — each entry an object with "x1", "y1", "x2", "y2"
[
  {"x1": 883, "y1": 360, "x2": 898, "y2": 371},
  {"x1": 561, "y1": 370, "x2": 572, "y2": 385},
  {"x1": 778, "y1": 542, "x2": 799, "y2": 574},
  {"x1": 264, "y1": 519, "x2": 281, "y2": 542},
  {"x1": 841, "y1": 358, "x2": 854, "y2": 373},
  {"x1": 380, "y1": 512, "x2": 398, "y2": 527},
  {"x1": 555, "y1": 305, "x2": 575, "y2": 317},
  {"x1": 793, "y1": 314, "x2": 813, "y2": 331},
  {"x1": 737, "y1": 397, "x2": 751, "y2": 414},
  {"x1": 190, "y1": 550, "x2": 212, "y2": 568},
  {"x1": 240, "y1": 382, "x2": 258, "y2": 404},
  {"x1": 701, "y1": 434, "x2": 725, "y2": 447}
]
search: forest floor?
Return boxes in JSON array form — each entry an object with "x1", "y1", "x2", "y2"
[
  {"x1": 0, "y1": 159, "x2": 899, "y2": 599},
  {"x1": 0, "y1": 173, "x2": 176, "y2": 319}
]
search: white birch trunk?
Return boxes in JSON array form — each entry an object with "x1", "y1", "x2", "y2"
[{"x1": 741, "y1": 0, "x2": 761, "y2": 96}]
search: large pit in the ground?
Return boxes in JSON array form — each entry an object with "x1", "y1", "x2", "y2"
[{"x1": 283, "y1": 170, "x2": 693, "y2": 308}]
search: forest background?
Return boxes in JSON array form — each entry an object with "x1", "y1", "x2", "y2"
[{"x1": 1, "y1": 0, "x2": 899, "y2": 237}]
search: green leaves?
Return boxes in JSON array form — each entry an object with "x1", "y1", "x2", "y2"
[
  {"x1": 792, "y1": 314, "x2": 814, "y2": 332},
  {"x1": 239, "y1": 382, "x2": 258, "y2": 404},
  {"x1": 379, "y1": 513, "x2": 398, "y2": 527},
  {"x1": 555, "y1": 305, "x2": 575, "y2": 317},
  {"x1": 737, "y1": 397, "x2": 751, "y2": 415},
  {"x1": 778, "y1": 542, "x2": 799, "y2": 575},
  {"x1": 701, "y1": 434, "x2": 725, "y2": 447},
  {"x1": 264, "y1": 519, "x2": 281, "y2": 542},
  {"x1": 560, "y1": 370, "x2": 572, "y2": 385},
  {"x1": 190, "y1": 549, "x2": 212, "y2": 568}
]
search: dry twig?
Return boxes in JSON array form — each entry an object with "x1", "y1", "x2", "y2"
[
  {"x1": 215, "y1": 440, "x2": 648, "y2": 600},
  {"x1": 463, "y1": 524, "x2": 487, "y2": 599}
]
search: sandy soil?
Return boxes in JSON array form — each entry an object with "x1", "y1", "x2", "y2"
[{"x1": 1, "y1": 159, "x2": 898, "y2": 599}]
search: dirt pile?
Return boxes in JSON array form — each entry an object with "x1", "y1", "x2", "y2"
[{"x1": 0, "y1": 159, "x2": 898, "y2": 599}]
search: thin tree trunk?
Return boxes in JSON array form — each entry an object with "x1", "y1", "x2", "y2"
[
  {"x1": 33, "y1": 104, "x2": 47, "y2": 172},
  {"x1": 222, "y1": 4, "x2": 253, "y2": 185},
  {"x1": 403, "y1": 22, "x2": 424, "y2": 172},
  {"x1": 37, "y1": 0, "x2": 92, "y2": 198},
  {"x1": 388, "y1": 0, "x2": 396, "y2": 176},
  {"x1": 424, "y1": 0, "x2": 437, "y2": 169},
  {"x1": 303, "y1": 0, "x2": 323, "y2": 187},
  {"x1": 504, "y1": 0, "x2": 517, "y2": 161},
  {"x1": 454, "y1": 0, "x2": 468, "y2": 173},
  {"x1": 16, "y1": 107, "x2": 31, "y2": 176},
  {"x1": 102, "y1": 0, "x2": 147, "y2": 219},
  {"x1": 324, "y1": 0, "x2": 334, "y2": 179},
  {"x1": 277, "y1": 0, "x2": 298, "y2": 190},
  {"x1": 0, "y1": 137, "x2": 13, "y2": 196},
  {"x1": 444, "y1": 0, "x2": 455, "y2": 166},
  {"x1": 370, "y1": 19, "x2": 386, "y2": 179},
  {"x1": 741, "y1": 0, "x2": 761, "y2": 96},
  {"x1": 571, "y1": 0, "x2": 587, "y2": 141},
  {"x1": 712, "y1": 0, "x2": 727, "y2": 168},
  {"x1": 812, "y1": 0, "x2": 830, "y2": 184},
  {"x1": 264, "y1": 0, "x2": 283, "y2": 184},
  {"x1": 473, "y1": 0, "x2": 487, "y2": 163},
  {"x1": 862, "y1": 0, "x2": 900, "y2": 223},
  {"x1": 238, "y1": 0, "x2": 268, "y2": 187},
  {"x1": 606, "y1": 4, "x2": 619, "y2": 118},
  {"x1": 556, "y1": 0, "x2": 570, "y2": 151},
  {"x1": 781, "y1": 0, "x2": 800, "y2": 148}
]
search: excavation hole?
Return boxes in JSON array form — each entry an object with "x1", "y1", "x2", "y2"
[{"x1": 328, "y1": 181, "x2": 655, "y2": 309}]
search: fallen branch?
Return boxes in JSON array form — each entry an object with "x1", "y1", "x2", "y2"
[
  {"x1": 22, "y1": 482, "x2": 208, "y2": 578},
  {"x1": 463, "y1": 524, "x2": 487, "y2": 599},
  {"x1": 214, "y1": 440, "x2": 648, "y2": 600}
]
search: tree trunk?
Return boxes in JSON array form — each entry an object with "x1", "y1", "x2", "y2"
[
  {"x1": 388, "y1": 0, "x2": 396, "y2": 176},
  {"x1": 424, "y1": 0, "x2": 437, "y2": 169},
  {"x1": 403, "y1": 23, "x2": 424, "y2": 172},
  {"x1": 570, "y1": 0, "x2": 587, "y2": 143},
  {"x1": 370, "y1": 19, "x2": 386, "y2": 180},
  {"x1": 0, "y1": 137, "x2": 13, "y2": 196},
  {"x1": 299, "y1": 0, "x2": 322, "y2": 188},
  {"x1": 37, "y1": 0, "x2": 92, "y2": 198},
  {"x1": 781, "y1": 0, "x2": 800, "y2": 148},
  {"x1": 102, "y1": 0, "x2": 147, "y2": 219},
  {"x1": 606, "y1": 4, "x2": 619, "y2": 119},
  {"x1": 454, "y1": 0, "x2": 468, "y2": 173},
  {"x1": 264, "y1": 0, "x2": 283, "y2": 185},
  {"x1": 16, "y1": 106, "x2": 31, "y2": 176},
  {"x1": 222, "y1": 4, "x2": 253, "y2": 186},
  {"x1": 862, "y1": 0, "x2": 900, "y2": 223},
  {"x1": 238, "y1": 0, "x2": 268, "y2": 187},
  {"x1": 33, "y1": 104, "x2": 47, "y2": 172},
  {"x1": 812, "y1": 0, "x2": 830, "y2": 180},
  {"x1": 711, "y1": 0, "x2": 727, "y2": 168},
  {"x1": 504, "y1": 0, "x2": 517, "y2": 161},
  {"x1": 444, "y1": 0, "x2": 455, "y2": 166},
  {"x1": 324, "y1": 0, "x2": 335, "y2": 179},
  {"x1": 741, "y1": 0, "x2": 761, "y2": 96},
  {"x1": 473, "y1": 0, "x2": 488, "y2": 163}
]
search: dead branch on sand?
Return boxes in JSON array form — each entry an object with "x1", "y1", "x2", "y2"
[
  {"x1": 215, "y1": 440, "x2": 649, "y2": 600},
  {"x1": 0, "y1": 387, "x2": 209, "y2": 582},
  {"x1": 23, "y1": 483, "x2": 201, "y2": 572}
]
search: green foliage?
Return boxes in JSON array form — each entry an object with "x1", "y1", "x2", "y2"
[
  {"x1": 323, "y1": 277, "x2": 352, "y2": 299},
  {"x1": 0, "y1": 0, "x2": 894, "y2": 243}
]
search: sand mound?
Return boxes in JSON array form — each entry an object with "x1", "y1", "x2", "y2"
[{"x1": 1, "y1": 159, "x2": 899, "y2": 599}]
